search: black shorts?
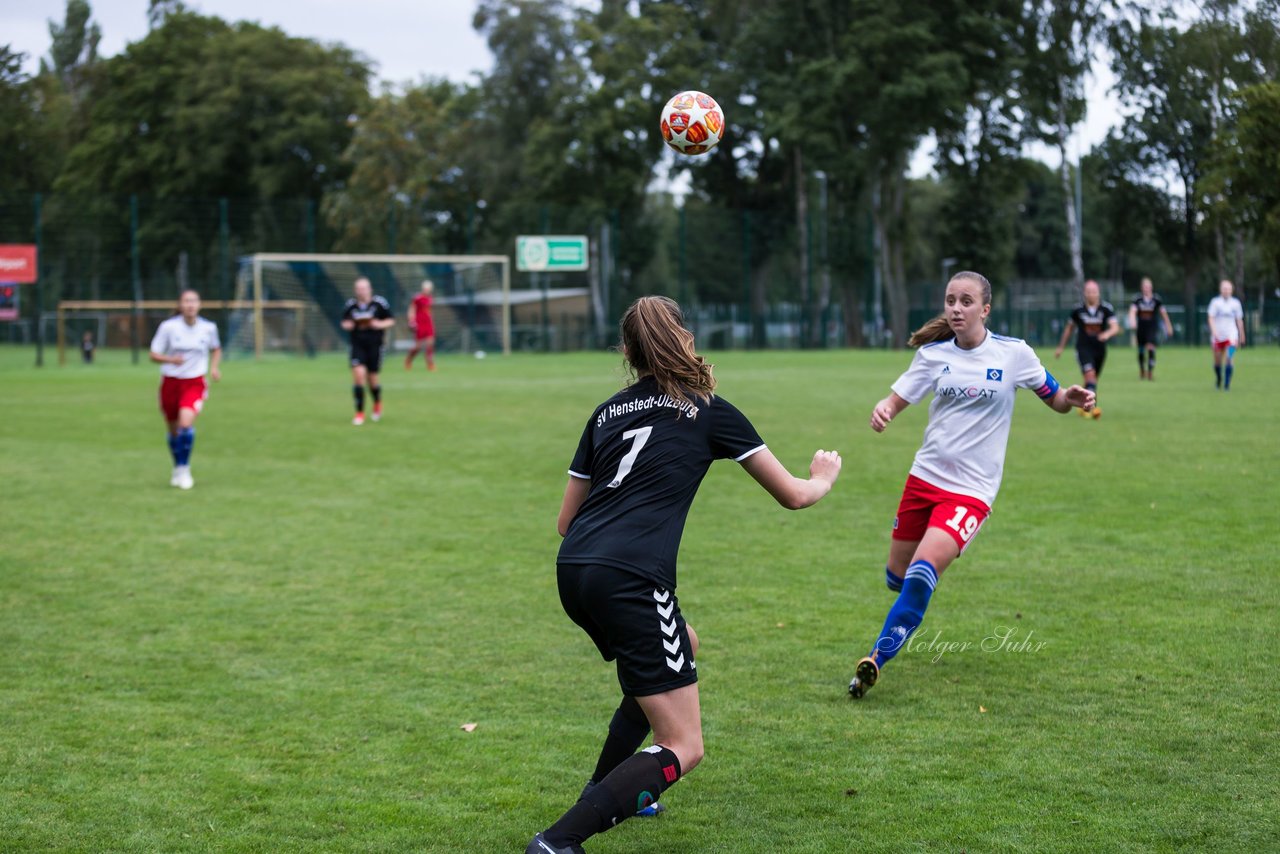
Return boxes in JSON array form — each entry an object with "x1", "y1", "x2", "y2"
[
  {"x1": 557, "y1": 563, "x2": 697, "y2": 697},
  {"x1": 1076, "y1": 342, "x2": 1107, "y2": 375},
  {"x1": 1136, "y1": 327, "x2": 1158, "y2": 348},
  {"x1": 350, "y1": 340, "x2": 384, "y2": 372}
]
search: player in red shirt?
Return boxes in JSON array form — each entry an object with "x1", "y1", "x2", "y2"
[{"x1": 405, "y1": 279, "x2": 436, "y2": 371}]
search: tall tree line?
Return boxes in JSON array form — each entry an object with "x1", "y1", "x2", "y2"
[{"x1": 1, "y1": 0, "x2": 1277, "y2": 341}]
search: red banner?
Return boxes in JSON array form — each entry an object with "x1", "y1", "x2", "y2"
[{"x1": 0, "y1": 244, "x2": 38, "y2": 283}]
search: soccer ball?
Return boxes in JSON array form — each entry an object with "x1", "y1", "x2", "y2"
[{"x1": 660, "y1": 91, "x2": 725, "y2": 156}]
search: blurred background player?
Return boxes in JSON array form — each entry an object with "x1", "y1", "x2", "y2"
[
  {"x1": 849, "y1": 272, "x2": 1094, "y2": 700},
  {"x1": 528, "y1": 296, "x2": 841, "y2": 854},
  {"x1": 1054, "y1": 279, "x2": 1119, "y2": 419},
  {"x1": 149, "y1": 288, "x2": 222, "y2": 490},
  {"x1": 1207, "y1": 279, "x2": 1245, "y2": 390},
  {"x1": 81, "y1": 329, "x2": 95, "y2": 364},
  {"x1": 405, "y1": 279, "x2": 436, "y2": 371},
  {"x1": 340, "y1": 277, "x2": 394, "y2": 425},
  {"x1": 1127, "y1": 277, "x2": 1173, "y2": 380}
]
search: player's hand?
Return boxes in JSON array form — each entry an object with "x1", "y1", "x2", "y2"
[
  {"x1": 809, "y1": 450, "x2": 842, "y2": 484},
  {"x1": 170, "y1": 354, "x2": 185, "y2": 365},
  {"x1": 870, "y1": 398, "x2": 896, "y2": 433},
  {"x1": 210, "y1": 367, "x2": 221, "y2": 382},
  {"x1": 1064, "y1": 384, "x2": 1095, "y2": 411},
  {"x1": 1053, "y1": 347, "x2": 1063, "y2": 359}
]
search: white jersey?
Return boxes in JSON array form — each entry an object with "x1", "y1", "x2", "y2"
[
  {"x1": 891, "y1": 332, "x2": 1057, "y2": 508},
  {"x1": 1207, "y1": 296, "x2": 1243, "y2": 343},
  {"x1": 150, "y1": 315, "x2": 221, "y2": 379}
]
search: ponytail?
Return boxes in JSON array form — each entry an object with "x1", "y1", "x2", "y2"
[
  {"x1": 908, "y1": 316, "x2": 955, "y2": 347},
  {"x1": 620, "y1": 296, "x2": 715, "y2": 414},
  {"x1": 908, "y1": 270, "x2": 993, "y2": 348}
]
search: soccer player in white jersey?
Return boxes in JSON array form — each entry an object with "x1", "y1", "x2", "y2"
[
  {"x1": 847, "y1": 271, "x2": 1094, "y2": 699},
  {"x1": 149, "y1": 289, "x2": 221, "y2": 490},
  {"x1": 1207, "y1": 279, "x2": 1245, "y2": 390}
]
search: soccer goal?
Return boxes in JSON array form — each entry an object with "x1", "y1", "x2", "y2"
[{"x1": 229, "y1": 253, "x2": 512, "y2": 358}]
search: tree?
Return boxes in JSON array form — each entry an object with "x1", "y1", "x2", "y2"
[
  {"x1": 1022, "y1": 0, "x2": 1109, "y2": 288},
  {"x1": 1217, "y1": 82, "x2": 1280, "y2": 288},
  {"x1": 42, "y1": 0, "x2": 100, "y2": 104}
]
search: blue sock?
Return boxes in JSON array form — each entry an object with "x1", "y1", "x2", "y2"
[
  {"x1": 1225, "y1": 364, "x2": 1233, "y2": 389},
  {"x1": 871, "y1": 560, "x2": 938, "y2": 667},
  {"x1": 175, "y1": 428, "x2": 195, "y2": 466},
  {"x1": 885, "y1": 566, "x2": 903, "y2": 592},
  {"x1": 1215, "y1": 365, "x2": 1223, "y2": 387},
  {"x1": 167, "y1": 433, "x2": 180, "y2": 464}
]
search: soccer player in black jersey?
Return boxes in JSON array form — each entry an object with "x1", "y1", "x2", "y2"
[
  {"x1": 527, "y1": 296, "x2": 842, "y2": 854},
  {"x1": 339, "y1": 277, "x2": 394, "y2": 425},
  {"x1": 1127, "y1": 277, "x2": 1174, "y2": 380},
  {"x1": 1054, "y1": 280, "x2": 1120, "y2": 419}
]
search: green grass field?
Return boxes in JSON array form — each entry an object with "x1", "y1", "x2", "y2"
[{"x1": 2, "y1": 343, "x2": 1277, "y2": 853}]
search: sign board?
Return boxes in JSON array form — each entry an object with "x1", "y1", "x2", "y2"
[
  {"x1": 0, "y1": 283, "x2": 16, "y2": 321},
  {"x1": 0, "y1": 244, "x2": 38, "y2": 283},
  {"x1": 516, "y1": 235, "x2": 589, "y2": 272}
]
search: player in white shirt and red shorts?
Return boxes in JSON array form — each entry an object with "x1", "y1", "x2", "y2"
[
  {"x1": 1207, "y1": 279, "x2": 1245, "y2": 390},
  {"x1": 149, "y1": 289, "x2": 222, "y2": 490},
  {"x1": 848, "y1": 271, "x2": 1095, "y2": 699}
]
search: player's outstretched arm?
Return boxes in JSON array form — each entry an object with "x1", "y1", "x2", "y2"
[
  {"x1": 1161, "y1": 307, "x2": 1174, "y2": 337},
  {"x1": 209, "y1": 347, "x2": 222, "y2": 382},
  {"x1": 1053, "y1": 321, "x2": 1074, "y2": 357},
  {"x1": 741, "y1": 449, "x2": 841, "y2": 511},
  {"x1": 557, "y1": 476, "x2": 591, "y2": 536},
  {"x1": 1127, "y1": 305, "x2": 1137, "y2": 329},
  {"x1": 1100, "y1": 317, "x2": 1122, "y2": 343},
  {"x1": 1046, "y1": 384, "x2": 1095, "y2": 414},
  {"x1": 870, "y1": 392, "x2": 910, "y2": 433}
]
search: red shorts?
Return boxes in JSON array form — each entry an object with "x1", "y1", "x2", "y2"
[
  {"x1": 159, "y1": 376, "x2": 208, "y2": 421},
  {"x1": 1212, "y1": 338, "x2": 1236, "y2": 354},
  {"x1": 892, "y1": 474, "x2": 991, "y2": 553},
  {"x1": 413, "y1": 318, "x2": 435, "y2": 338}
]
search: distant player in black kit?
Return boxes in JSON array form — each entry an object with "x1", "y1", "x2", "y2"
[
  {"x1": 527, "y1": 296, "x2": 842, "y2": 854},
  {"x1": 1054, "y1": 279, "x2": 1120, "y2": 419},
  {"x1": 340, "y1": 277, "x2": 394, "y2": 425},
  {"x1": 1127, "y1": 277, "x2": 1174, "y2": 381}
]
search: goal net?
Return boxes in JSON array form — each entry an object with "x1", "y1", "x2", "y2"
[{"x1": 227, "y1": 253, "x2": 511, "y2": 358}]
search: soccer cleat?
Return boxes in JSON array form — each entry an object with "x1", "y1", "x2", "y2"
[
  {"x1": 371, "y1": 403, "x2": 382, "y2": 422},
  {"x1": 170, "y1": 467, "x2": 181, "y2": 487},
  {"x1": 175, "y1": 466, "x2": 194, "y2": 490},
  {"x1": 352, "y1": 413, "x2": 365, "y2": 426},
  {"x1": 1090, "y1": 406, "x2": 1102, "y2": 420},
  {"x1": 525, "y1": 832, "x2": 585, "y2": 854},
  {"x1": 848, "y1": 656, "x2": 879, "y2": 699},
  {"x1": 1078, "y1": 406, "x2": 1090, "y2": 418},
  {"x1": 580, "y1": 779, "x2": 665, "y2": 817}
]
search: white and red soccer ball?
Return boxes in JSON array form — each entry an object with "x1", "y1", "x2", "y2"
[{"x1": 660, "y1": 91, "x2": 725, "y2": 156}]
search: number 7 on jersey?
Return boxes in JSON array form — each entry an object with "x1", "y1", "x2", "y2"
[{"x1": 606, "y1": 426, "x2": 653, "y2": 488}]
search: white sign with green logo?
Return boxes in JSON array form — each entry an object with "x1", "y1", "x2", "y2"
[{"x1": 516, "y1": 235, "x2": 589, "y2": 272}]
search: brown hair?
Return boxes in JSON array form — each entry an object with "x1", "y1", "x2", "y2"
[
  {"x1": 908, "y1": 271, "x2": 993, "y2": 347},
  {"x1": 620, "y1": 296, "x2": 715, "y2": 413}
]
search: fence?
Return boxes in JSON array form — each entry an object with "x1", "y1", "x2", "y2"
[{"x1": 2, "y1": 193, "x2": 1277, "y2": 359}]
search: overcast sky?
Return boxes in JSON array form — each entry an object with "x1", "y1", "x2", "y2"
[{"x1": 7, "y1": 0, "x2": 1120, "y2": 171}]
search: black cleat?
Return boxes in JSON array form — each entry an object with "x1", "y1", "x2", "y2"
[
  {"x1": 847, "y1": 656, "x2": 880, "y2": 699},
  {"x1": 526, "y1": 832, "x2": 585, "y2": 854}
]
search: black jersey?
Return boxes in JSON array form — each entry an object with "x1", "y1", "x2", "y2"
[
  {"x1": 1070, "y1": 302, "x2": 1116, "y2": 348},
  {"x1": 558, "y1": 376, "x2": 766, "y2": 590},
  {"x1": 1131, "y1": 295, "x2": 1163, "y2": 336},
  {"x1": 341, "y1": 296, "x2": 393, "y2": 347}
]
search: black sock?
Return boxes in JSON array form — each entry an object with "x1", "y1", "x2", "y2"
[
  {"x1": 1085, "y1": 381, "x2": 1097, "y2": 393},
  {"x1": 353, "y1": 385, "x2": 365, "y2": 412},
  {"x1": 1137, "y1": 350, "x2": 1146, "y2": 372},
  {"x1": 590, "y1": 696, "x2": 650, "y2": 784},
  {"x1": 544, "y1": 746, "x2": 682, "y2": 847},
  {"x1": 371, "y1": 385, "x2": 382, "y2": 405},
  {"x1": 1147, "y1": 350, "x2": 1155, "y2": 373},
  {"x1": 1214, "y1": 365, "x2": 1223, "y2": 387}
]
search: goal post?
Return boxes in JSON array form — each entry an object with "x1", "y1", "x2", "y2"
[{"x1": 237, "y1": 252, "x2": 512, "y2": 359}]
